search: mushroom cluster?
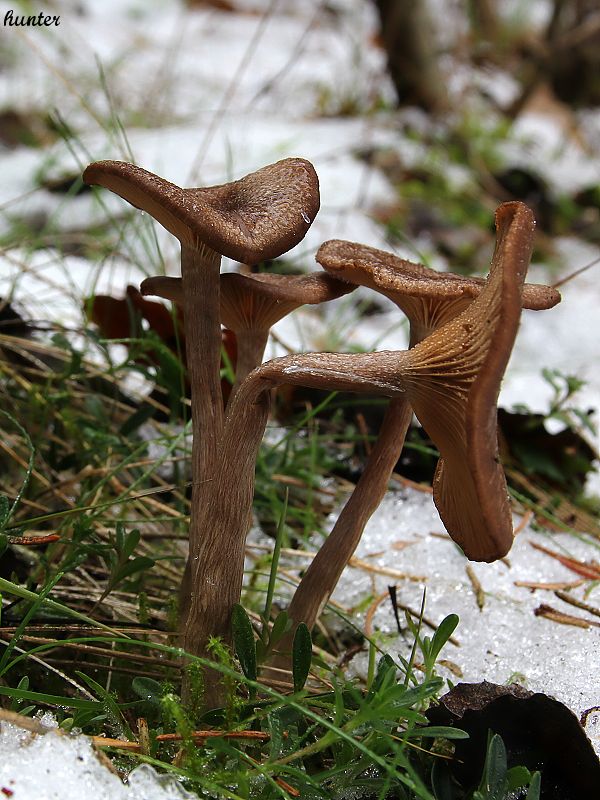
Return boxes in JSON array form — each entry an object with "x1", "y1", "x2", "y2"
[{"x1": 84, "y1": 158, "x2": 560, "y2": 706}]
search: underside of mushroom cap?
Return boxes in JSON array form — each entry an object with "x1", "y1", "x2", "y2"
[
  {"x1": 399, "y1": 201, "x2": 537, "y2": 561},
  {"x1": 317, "y1": 235, "x2": 560, "y2": 344},
  {"x1": 141, "y1": 272, "x2": 353, "y2": 332},
  {"x1": 219, "y1": 272, "x2": 353, "y2": 331},
  {"x1": 83, "y1": 158, "x2": 320, "y2": 263},
  {"x1": 140, "y1": 276, "x2": 183, "y2": 304}
]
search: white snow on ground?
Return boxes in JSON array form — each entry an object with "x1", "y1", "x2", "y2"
[
  {"x1": 0, "y1": 717, "x2": 195, "y2": 799},
  {"x1": 0, "y1": 0, "x2": 599, "y2": 791},
  {"x1": 329, "y1": 486, "x2": 600, "y2": 757}
]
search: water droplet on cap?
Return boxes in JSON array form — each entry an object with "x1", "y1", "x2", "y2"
[{"x1": 301, "y1": 210, "x2": 311, "y2": 224}]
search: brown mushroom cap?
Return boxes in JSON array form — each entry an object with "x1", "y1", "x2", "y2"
[
  {"x1": 317, "y1": 234, "x2": 560, "y2": 343},
  {"x1": 403, "y1": 201, "x2": 536, "y2": 561},
  {"x1": 258, "y1": 201, "x2": 538, "y2": 561},
  {"x1": 83, "y1": 158, "x2": 320, "y2": 263},
  {"x1": 219, "y1": 272, "x2": 353, "y2": 331},
  {"x1": 141, "y1": 272, "x2": 353, "y2": 332},
  {"x1": 140, "y1": 276, "x2": 183, "y2": 304}
]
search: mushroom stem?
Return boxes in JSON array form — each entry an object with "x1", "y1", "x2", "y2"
[
  {"x1": 180, "y1": 351, "x2": 391, "y2": 706},
  {"x1": 179, "y1": 345, "x2": 408, "y2": 707},
  {"x1": 183, "y1": 372, "x2": 274, "y2": 706},
  {"x1": 230, "y1": 329, "x2": 269, "y2": 400},
  {"x1": 270, "y1": 396, "x2": 412, "y2": 665},
  {"x1": 179, "y1": 242, "x2": 224, "y2": 630}
]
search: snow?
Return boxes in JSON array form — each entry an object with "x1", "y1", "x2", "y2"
[
  {"x1": 0, "y1": 0, "x2": 599, "y2": 791},
  {"x1": 329, "y1": 486, "x2": 600, "y2": 757},
  {"x1": 505, "y1": 243, "x2": 600, "y2": 422},
  {"x1": 501, "y1": 112, "x2": 600, "y2": 196},
  {"x1": 0, "y1": 717, "x2": 195, "y2": 799}
]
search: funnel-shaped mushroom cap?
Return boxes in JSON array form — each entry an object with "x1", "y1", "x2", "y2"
[
  {"x1": 83, "y1": 158, "x2": 320, "y2": 263},
  {"x1": 219, "y1": 272, "x2": 353, "y2": 331},
  {"x1": 258, "y1": 202, "x2": 538, "y2": 561},
  {"x1": 402, "y1": 201, "x2": 536, "y2": 561},
  {"x1": 142, "y1": 272, "x2": 353, "y2": 332},
  {"x1": 317, "y1": 232, "x2": 560, "y2": 344}
]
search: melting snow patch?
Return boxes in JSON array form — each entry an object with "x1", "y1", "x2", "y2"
[
  {"x1": 0, "y1": 720, "x2": 195, "y2": 800},
  {"x1": 331, "y1": 485, "x2": 600, "y2": 756}
]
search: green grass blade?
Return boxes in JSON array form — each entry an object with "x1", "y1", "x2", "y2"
[{"x1": 0, "y1": 578, "x2": 128, "y2": 637}]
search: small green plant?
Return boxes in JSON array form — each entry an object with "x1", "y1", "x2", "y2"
[
  {"x1": 508, "y1": 368, "x2": 597, "y2": 499},
  {"x1": 97, "y1": 522, "x2": 155, "y2": 605},
  {"x1": 541, "y1": 368, "x2": 596, "y2": 437},
  {"x1": 431, "y1": 733, "x2": 541, "y2": 800},
  {"x1": 474, "y1": 733, "x2": 541, "y2": 800},
  {"x1": 0, "y1": 520, "x2": 549, "y2": 800}
]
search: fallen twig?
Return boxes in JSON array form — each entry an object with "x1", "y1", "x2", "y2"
[
  {"x1": 530, "y1": 542, "x2": 600, "y2": 580},
  {"x1": 555, "y1": 590, "x2": 600, "y2": 619},
  {"x1": 465, "y1": 565, "x2": 485, "y2": 611},
  {"x1": 534, "y1": 603, "x2": 600, "y2": 628}
]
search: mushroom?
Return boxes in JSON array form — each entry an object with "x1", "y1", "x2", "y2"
[
  {"x1": 183, "y1": 201, "x2": 541, "y2": 681},
  {"x1": 269, "y1": 206, "x2": 560, "y2": 649},
  {"x1": 138, "y1": 275, "x2": 182, "y2": 302},
  {"x1": 83, "y1": 158, "x2": 320, "y2": 679},
  {"x1": 83, "y1": 158, "x2": 319, "y2": 473},
  {"x1": 174, "y1": 200, "x2": 559, "y2": 702},
  {"x1": 251, "y1": 202, "x2": 544, "y2": 563},
  {"x1": 141, "y1": 271, "x2": 353, "y2": 398},
  {"x1": 316, "y1": 238, "x2": 560, "y2": 346}
]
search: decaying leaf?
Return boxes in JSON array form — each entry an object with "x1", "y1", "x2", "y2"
[{"x1": 426, "y1": 681, "x2": 600, "y2": 799}]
